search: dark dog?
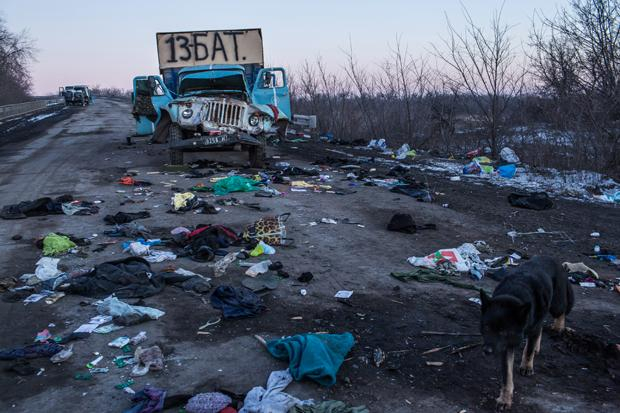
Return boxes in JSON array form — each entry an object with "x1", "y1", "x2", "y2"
[{"x1": 480, "y1": 256, "x2": 574, "y2": 410}]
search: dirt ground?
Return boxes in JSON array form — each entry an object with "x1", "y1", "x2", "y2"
[{"x1": 0, "y1": 99, "x2": 618, "y2": 412}]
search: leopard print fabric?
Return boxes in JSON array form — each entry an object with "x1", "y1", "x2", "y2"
[{"x1": 243, "y1": 214, "x2": 289, "y2": 245}]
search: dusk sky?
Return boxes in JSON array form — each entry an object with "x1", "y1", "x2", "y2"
[{"x1": 2, "y1": 0, "x2": 566, "y2": 95}]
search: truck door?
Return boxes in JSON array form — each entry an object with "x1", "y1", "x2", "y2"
[
  {"x1": 132, "y1": 75, "x2": 172, "y2": 136},
  {"x1": 252, "y1": 68, "x2": 291, "y2": 119}
]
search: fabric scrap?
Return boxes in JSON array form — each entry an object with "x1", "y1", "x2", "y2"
[
  {"x1": 266, "y1": 333, "x2": 355, "y2": 386},
  {"x1": 239, "y1": 370, "x2": 312, "y2": 413},
  {"x1": 210, "y1": 285, "x2": 265, "y2": 319},
  {"x1": 42, "y1": 233, "x2": 76, "y2": 256},
  {"x1": 186, "y1": 392, "x2": 232, "y2": 413}
]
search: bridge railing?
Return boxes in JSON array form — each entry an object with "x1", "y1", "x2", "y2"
[{"x1": 0, "y1": 99, "x2": 65, "y2": 122}]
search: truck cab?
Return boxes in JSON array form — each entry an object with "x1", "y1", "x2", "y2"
[{"x1": 132, "y1": 28, "x2": 290, "y2": 167}]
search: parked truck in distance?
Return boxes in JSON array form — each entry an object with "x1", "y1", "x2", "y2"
[
  {"x1": 59, "y1": 85, "x2": 92, "y2": 106},
  {"x1": 132, "y1": 28, "x2": 290, "y2": 167}
]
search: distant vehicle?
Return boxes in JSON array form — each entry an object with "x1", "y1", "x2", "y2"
[
  {"x1": 59, "y1": 85, "x2": 92, "y2": 106},
  {"x1": 132, "y1": 28, "x2": 291, "y2": 167}
]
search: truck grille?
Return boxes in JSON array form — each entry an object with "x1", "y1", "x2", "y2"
[{"x1": 204, "y1": 101, "x2": 244, "y2": 127}]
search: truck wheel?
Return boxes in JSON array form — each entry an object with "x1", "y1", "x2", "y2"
[
  {"x1": 249, "y1": 145, "x2": 265, "y2": 168},
  {"x1": 168, "y1": 124, "x2": 184, "y2": 165},
  {"x1": 152, "y1": 115, "x2": 171, "y2": 143}
]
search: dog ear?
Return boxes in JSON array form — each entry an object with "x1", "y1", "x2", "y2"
[{"x1": 479, "y1": 289, "x2": 491, "y2": 311}]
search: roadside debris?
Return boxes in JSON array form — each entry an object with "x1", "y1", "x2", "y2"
[
  {"x1": 508, "y1": 192, "x2": 553, "y2": 210},
  {"x1": 186, "y1": 392, "x2": 232, "y2": 413},
  {"x1": 406, "y1": 243, "x2": 487, "y2": 279},
  {"x1": 387, "y1": 213, "x2": 436, "y2": 234},
  {"x1": 1, "y1": 195, "x2": 99, "y2": 219},
  {"x1": 42, "y1": 233, "x2": 77, "y2": 255},
  {"x1": 131, "y1": 345, "x2": 164, "y2": 376},
  {"x1": 264, "y1": 332, "x2": 355, "y2": 386},
  {"x1": 104, "y1": 211, "x2": 151, "y2": 225},
  {"x1": 210, "y1": 285, "x2": 266, "y2": 319},
  {"x1": 240, "y1": 370, "x2": 312, "y2": 413},
  {"x1": 96, "y1": 296, "x2": 165, "y2": 325},
  {"x1": 391, "y1": 269, "x2": 483, "y2": 292},
  {"x1": 563, "y1": 262, "x2": 599, "y2": 279}
]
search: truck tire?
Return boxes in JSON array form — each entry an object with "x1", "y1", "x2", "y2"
[
  {"x1": 248, "y1": 145, "x2": 265, "y2": 168},
  {"x1": 168, "y1": 124, "x2": 184, "y2": 165},
  {"x1": 276, "y1": 120, "x2": 289, "y2": 138}
]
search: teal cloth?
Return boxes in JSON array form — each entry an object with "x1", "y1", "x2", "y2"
[
  {"x1": 266, "y1": 333, "x2": 355, "y2": 387},
  {"x1": 213, "y1": 176, "x2": 260, "y2": 196}
]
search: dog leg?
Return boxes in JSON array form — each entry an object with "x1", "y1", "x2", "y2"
[
  {"x1": 534, "y1": 332, "x2": 542, "y2": 354},
  {"x1": 552, "y1": 314, "x2": 565, "y2": 332},
  {"x1": 519, "y1": 329, "x2": 541, "y2": 376},
  {"x1": 496, "y1": 347, "x2": 515, "y2": 411}
]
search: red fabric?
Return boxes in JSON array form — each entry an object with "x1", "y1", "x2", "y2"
[
  {"x1": 267, "y1": 104, "x2": 279, "y2": 122},
  {"x1": 187, "y1": 225, "x2": 239, "y2": 241},
  {"x1": 219, "y1": 408, "x2": 237, "y2": 413},
  {"x1": 119, "y1": 176, "x2": 136, "y2": 185}
]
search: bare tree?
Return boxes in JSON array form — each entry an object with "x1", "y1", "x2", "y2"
[
  {"x1": 433, "y1": 4, "x2": 526, "y2": 155},
  {"x1": 531, "y1": 0, "x2": 620, "y2": 174},
  {"x1": 0, "y1": 17, "x2": 35, "y2": 105}
]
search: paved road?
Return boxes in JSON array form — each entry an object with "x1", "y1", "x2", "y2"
[{"x1": 0, "y1": 99, "x2": 617, "y2": 412}]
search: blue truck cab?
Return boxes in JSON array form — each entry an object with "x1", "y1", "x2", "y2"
[{"x1": 132, "y1": 28, "x2": 290, "y2": 166}]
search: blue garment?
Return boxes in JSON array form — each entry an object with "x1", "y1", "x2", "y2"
[
  {"x1": 498, "y1": 164, "x2": 516, "y2": 178},
  {"x1": 123, "y1": 386, "x2": 166, "y2": 413},
  {"x1": 266, "y1": 333, "x2": 355, "y2": 386}
]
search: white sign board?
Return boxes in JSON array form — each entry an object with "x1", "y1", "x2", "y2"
[{"x1": 156, "y1": 29, "x2": 264, "y2": 70}]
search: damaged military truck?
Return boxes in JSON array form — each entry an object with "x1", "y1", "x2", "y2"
[{"x1": 132, "y1": 28, "x2": 291, "y2": 167}]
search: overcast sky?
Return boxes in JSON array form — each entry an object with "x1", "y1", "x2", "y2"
[{"x1": 1, "y1": 0, "x2": 567, "y2": 95}]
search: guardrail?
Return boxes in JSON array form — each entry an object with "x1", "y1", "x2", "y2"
[{"x1": 0, "y1": 98, "x2": 65, "y2": 122}]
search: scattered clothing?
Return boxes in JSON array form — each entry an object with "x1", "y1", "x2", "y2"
[
  {"x1": 213, "y1": 176, "x2": 261, "y2": 196},
  {"x1": 42, "y1": 233, "x2": 76, "y2": 256},
  {"x1": 387, "y1": 214, "x2": 436, "y2": 234},
  {"x1": 131, "y1": 346, "x2": 165, "y2": 376},
  {"x1": 500, "y1": 147, "x2": 520, "y2": 164},
  {"x1": 241, "y1": 273, "x2": 280, "y2": 293},
  {"x1": 123, "y1": 386, "x2": 166, "y2": 413},
  {"x1": 390, "y1": 184, "x2": 432, "y2": 202},
  {"x1": 61, "y1": 200, "x2": 100, "y2": 216},
  {"x1": 407, "y1": 243, "x2": 487, "y2": 279},
  {"x1": 289, "y1": 401, "x2": 369, "y2": 413},
  {"x1": 266, "y1": 333, "x2": 355, "y2": 386},
  {"x1": 186, "y1": 392, "x2": 232, "y2": 413},
  {"x1": 210, "y1": 286, "x2": 266, "y2": 319},
  {"x1": 210, "y1": 252, "x2": 239, "y2": 277},
  {"x1": 172, "y1": 192, "x2": 199, "y2": 211},
  {"x1": 297, "y1": 272, "x2": 313, "y2": 283},
  {"x1": 104, "y1": 223, "x2": 152, "y2": 238},
  {"x1": 1, "y1": 195, "x2": 72, "y2": 219},
  {"x1": 239, "y1": 370, "x2": 312, "y2": 413},
  {"x1": 96, "y1": 296, "x2": 165, "y2": 326},
  {"x1": 180, "y1": 225, "x2": 239, "y2": 262},
  {"x1": 391, "y1": 269, "x2": 484, "y2": 292},
  {"x1": 20, "y1": 257, "x2": 62, "y2": 284},
  {"x1": 562, "y1": 262, "x2": 599, "y2": 279},
  {"x1": 0, "y1": 342, "x2": 63, "y2": 360},
  {"x1": 507, "y1": 192, "x2": 553, "y2": 210},
  {"x1": 104, "y1": 211, "x2": 151, "y2": 225},
  {"x1": 243, "y1": 214, "x2": 291, "y2": 246},
  {"x1": 65, "y1": 257, "x2": 162, "y2": 298},
  {"x1": 119, "y1": 176, "x2": 152, "y2": 187}
]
